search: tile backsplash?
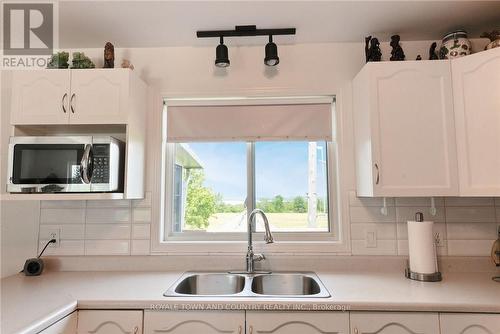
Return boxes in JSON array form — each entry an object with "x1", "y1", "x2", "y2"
[
  {"x1": 38, "y1": 193, "x2": 151, "y2": 256},
  {"x1": 349, "y1": 193, "x2": 500, "y2": 256},
  {"x1": 38, "y1": 191, "x2": 499, "y2": 257}
]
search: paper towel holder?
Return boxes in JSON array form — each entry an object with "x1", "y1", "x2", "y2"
[{"x1": 405, "y1": 212, "x2": 442, "y2": 282}]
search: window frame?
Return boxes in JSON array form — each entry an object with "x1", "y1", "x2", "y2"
[{"x1": 150, "y1": 96, "x2": 350, "y2": 254}]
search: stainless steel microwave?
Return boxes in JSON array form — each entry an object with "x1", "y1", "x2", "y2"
[{"x1": 7, "y1": 136, "x2": 125, "y2": 193}]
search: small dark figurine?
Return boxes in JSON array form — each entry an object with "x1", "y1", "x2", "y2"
[
  {"x1": 416, "y1": 55, "x2": 422, "y2": 60},
  {"x1": 429, "y1": 42, "x2": 439, "y2": 60},
  {"x1": 365, "y1": 36, "x2": 382, "y2": 62},
  {"x1": 104, "y1": 42, "x2": 115, "y2": 68},
  {"x1": 390, "y1": 35, "x2": 405, "y2": 61}
]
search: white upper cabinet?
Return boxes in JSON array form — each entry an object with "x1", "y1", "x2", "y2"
[
  {"x1": 350, "y1": 312, "x2": 440, "y2": 334},
  {"x1": 246, "y1": 311, "x2": 349, "y2": 334},
  {"x1": 77, "y1": 310, "x2": 143, "y2": 334},
  {"x1": 452, "y1": 48, "x2": 500, "y2": 196},
  {"x1": 440, "y1": 313, "x2": 500, "y2": 334},
  {"x1": 70, "y1": 69, "x2": 129, "y2": 124},
  {"x1": 353, "y1": 60, "x2": 459, "y2": 197},
  {"x1": 11, "y1": 70, "x2": 71, "y2": 124},
  {"x1": 10, "y1": 69, "x2": 144, "y2": 125},
  {"x1": 144, "y1": 310, "x2": 245, "y2": 334}
]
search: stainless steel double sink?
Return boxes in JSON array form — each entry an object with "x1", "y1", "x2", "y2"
[{"x1": 164, "y1": 272, "x2": 330, "y2": 298}]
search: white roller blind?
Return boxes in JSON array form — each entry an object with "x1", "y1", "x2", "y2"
[{"x1": 166, "y1": 103, "x2": 332, "y2": 142}]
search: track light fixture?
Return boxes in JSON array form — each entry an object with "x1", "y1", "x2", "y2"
[
  {"x1": 215, "y1": 36, "x2": 230, "y2": 68},
  {"x1": 197, "y1": 25, "x2": 295, "y2": 67},
  {"x1": 264, "y1": 35, "x2": 279, "y2": 66}
]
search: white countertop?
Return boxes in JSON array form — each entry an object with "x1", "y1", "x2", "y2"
[{"x1": 2, "y1": 270, "x2": 499, "y2": 334}]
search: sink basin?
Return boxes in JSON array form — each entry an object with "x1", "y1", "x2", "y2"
[
  {"x1": 165, "y1": 272, "x2": 330, "y2": 298},
  {"x1": 173, "y1": 273, "x2": 245, "y2": 295},
  {"x1": 251, "y1": 273, "x2": 322, "y2": 296}
]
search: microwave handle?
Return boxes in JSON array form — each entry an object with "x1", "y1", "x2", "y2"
[{"x1": 80, "y1": 144, "x2": 94, "y2": 184}]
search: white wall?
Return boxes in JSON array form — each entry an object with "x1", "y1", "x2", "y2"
[{"x1": 1, "y1": 39, "x2": 495, "y2": 276}]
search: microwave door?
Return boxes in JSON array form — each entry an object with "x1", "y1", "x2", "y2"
[{"x1": 9, "y1": 143, "x2": 92, "y2": 193}]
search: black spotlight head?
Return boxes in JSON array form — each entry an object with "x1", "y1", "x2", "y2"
[
  {"x1": 264, "y1": 36, "x2": 279, "y2": 66},
  {"x1": 215, "y1": 37, "x2": 230, "y2": 67}
]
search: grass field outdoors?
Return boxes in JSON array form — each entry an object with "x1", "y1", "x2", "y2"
[{"x1": 184, "y1": 212, "x2": 328, "y2": 232}]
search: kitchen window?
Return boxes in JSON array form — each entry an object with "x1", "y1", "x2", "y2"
[{"x1": 159, "y1": 97, "x2": 341, "y2": 245}]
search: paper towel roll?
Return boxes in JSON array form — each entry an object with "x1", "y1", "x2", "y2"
[{"x1": 408, "y1": 219, "x2": 437, "y2": 274}]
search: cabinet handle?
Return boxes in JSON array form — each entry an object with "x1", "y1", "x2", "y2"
[
  {"x1": 70, "y1": 93, "x2": 76, "y2": 113},
  {"x1": 354, "y1": 327, "x2": 359, "y2": 334},
  {"x1": 374, "y1": 163, "x2": 380, "y2": 185},
  {"x1": 238, "y1": 325, "x2": 242, "y2": 334},
  {"x1": 61, "y1": 93, "x2": 68, "y2": 113},
  {"x1": 133, "y1": 326, "x2": 139, "y2": 334},
  {"x1": 249, "y1": 325, "x2": 253, "y2": 334}
]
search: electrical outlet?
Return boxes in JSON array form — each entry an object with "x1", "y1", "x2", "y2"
[
  {"x1": 47, "y1": 229, "x2": 60, "y2": 247},
  {"x1": 434, "y1": 232, "x2": 444, "y2": 247},
  {"x1": 365, "y1": 231, "x2": 377, "y2": 248}
]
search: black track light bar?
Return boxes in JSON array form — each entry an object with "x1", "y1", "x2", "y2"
[{"x1": 197, "y1": 25, "x2": 296, "y2": 38}]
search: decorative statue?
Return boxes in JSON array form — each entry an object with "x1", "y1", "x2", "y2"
[
  {"x1": 416, "y1": 55, "x2": 422, "y2": 60},
  {"x1": 429, "y1": 42, "x2": 439, "y2": 60},
  {"x1": 390, "y1": 35, "x2": 405, "y2": 61},
  {"x1": 47, "y1": 51, "x2": 69, "y2": 69},
  {"x1": 70, "y1": 52, "x2": 95, "y2": 69},
  {"x1": 104, "y1": 42, "x2": 115, "y2": 68},
  {"x1": 365, "y1": 36, "x2": 382, "y2": 62},
  {"x1": 480, "y1": 30, "x2": 500, "y2": 50}
]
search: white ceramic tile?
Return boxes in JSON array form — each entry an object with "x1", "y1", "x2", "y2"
[
  {"x1": 495, "y1": 198, "x2": 500, "y2": 206},
  {"x1": 445, "y1": 197, "x2": 495, "y2": 207},
  {"x1": 350, "y1": 223, "x2": 396, "y2": 240},
  {"x1": 132, "y1": 192, "x2": 152, "y2": 208},
  {"x1": 396, "y1": 222, "x2": 447, "y2": 241},
  {"x1": 348, "y1": 191, "x2": 395, "y2": 207},
  {"x1": 86, "y1": 199, "x2": 131, "y2": 208},
  {"x1": 397, "y1": 240, "x2": 447, "y2": 256},
  {"x1": 132, "y1": 224, "x2": 151, "y2": 239},
  {"x1": 40, "y1": 208, "x2": 85, "y2": 224},
  {"x1": 85, "y1": 224, "x2": 131, "y2": 240},
  {"x1": 133, "y1": 208, "x2": 151, "y2": 223},
  {"x1": 395, "y1": 197, "x2": 444, "y2": 207},
  {"x1": 448, "y1": 240, "x2": 494, "y2": 256},
  {"x1": 39, "y1": 224, "x2": 84, "y2": 240},
  {"x1": 131, "y1": 240, "x2": 150, "y2": 255},
  {"x1": 351, "y1": 239, "x2": 397, "y2": 255},
  {"x1": 396, "y1": 206, "x2": 445, "y2": 223},
  {"x1": 496, "y1": 207, "x2": 500, "y2": 222},
  {"x1": 446, "y1": 222, "x2": 498, "y2": 240},
  {"x1": 86, "y1": 208, "x2": 130, "y2": 223},
  {"x1": 349, "y1": 206, "x2": 396, "y2": 223},
  {"x1": 445, "y1": 207, "x2": 496, "y2": 223},
  {"x1": 41, "y1": 201, "x2": 86, "y2": 209},
  {"x1": 85, "y1": 240, "x2": 130, "y2": 255},
  {"x1": 39, "y1": 240, "x2": 84, "y2": 256}
]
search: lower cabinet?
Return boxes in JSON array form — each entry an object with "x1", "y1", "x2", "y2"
[
  {"x1": 39, "y1": 312, "x2": 77, "y2": 334},
  {"x1": 440, "y1": 313, "x2": 500, "y2": 334},
  {"x1": 77, "y1": 310, "x2": 143, "y2": 334},
  {"x1": 143, "y1": 310, "x2": 245, "y2": 334},
  {"x1": 246, "y1": 311, "x2": 349, "y2": 334},
  {"x1": 350, "y1": 312, "x2": 440, "y2": 334}
]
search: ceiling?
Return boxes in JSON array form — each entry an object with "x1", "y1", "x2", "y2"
[{"x1": 59, "y1": 1, "x2": 500, "y2": 48}]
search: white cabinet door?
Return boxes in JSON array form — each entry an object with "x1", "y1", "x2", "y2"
[
  {"x1": 350, "y1": 312, "x2": 440, "y2": 334},
  {"x1": 353, "y1": 61, "x2": 458, "y2": 197},
  {"x1": 246, "y1": 311, "x2": 349, "y2": 334},
  {"x1": 144, "y1": 310, "x2": 244, "y2": 334},
  {"x1": 452, "y1": 48, "x2": 500, "y2": 196},
  {"x1": 39, "y1": 312, "x2": 77, "y2": 334},
  {"x1": 11, "y1": 70, "x2": 71, "y2": 124},
  {"x1": 77, "y1": 310, "x2": 143, "y2": 334},
  {"x1": 69, "y1": 69, "x2": 129, "y2": 124},
  {"x1": 440, "y1": 313, "x2": 500, "y2": 334}
]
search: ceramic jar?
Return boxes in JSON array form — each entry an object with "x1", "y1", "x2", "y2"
[
  {"x1": 482, "y1": 30, "x2": 500, "y2": 50},
  {"x1": 439, "y1": 30, "x2": 472, "y2": 59}
]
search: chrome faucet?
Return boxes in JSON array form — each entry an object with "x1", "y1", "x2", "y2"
[{"x1": 246, "y1": 209, "x2": 274, "y2": 273}]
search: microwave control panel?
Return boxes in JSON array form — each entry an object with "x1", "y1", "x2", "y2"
[{"x1": 92, "y1": 144, "x2": 110, "y2": 184}]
